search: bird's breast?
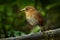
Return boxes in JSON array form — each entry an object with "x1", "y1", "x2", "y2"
[{"x1": 26, "y1": 13, "x2": 38, "y2": 26}]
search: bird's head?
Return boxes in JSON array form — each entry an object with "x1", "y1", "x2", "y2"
[{"x1": 20, "y1": 6, "x2": 37, "y2": 14}]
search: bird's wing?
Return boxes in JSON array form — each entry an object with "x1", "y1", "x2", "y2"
[{"x1": 34, "y1": 12, "x2": 44, "y2": 26}]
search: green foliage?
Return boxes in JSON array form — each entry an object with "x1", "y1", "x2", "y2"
[
  {"x1": 30, "y1": 26, "x2": 41, "y2": 34},
  {"x1": 0, "y1": 5, "x2": 4, "y2": 12}
]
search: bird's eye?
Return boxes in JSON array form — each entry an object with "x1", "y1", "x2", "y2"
[{"x1": 26, "y1": 8, "x2": 29, "y2": 10}]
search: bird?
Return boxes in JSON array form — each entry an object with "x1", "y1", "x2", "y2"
[{"x1": 20, "y1": 6, "x2": 44, "y2": 32}]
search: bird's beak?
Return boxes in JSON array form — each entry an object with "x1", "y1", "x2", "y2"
[{"x1": 20, "y1": 8, "x2": 26, "y2": 12}]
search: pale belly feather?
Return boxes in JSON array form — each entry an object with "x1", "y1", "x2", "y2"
[{"x1": 26, "y1": 15, "x2": 38, "y2": 26}]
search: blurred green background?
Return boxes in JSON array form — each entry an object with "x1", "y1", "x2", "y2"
[{"x1": 0, "y1": 0, "x2": 60, "y2": 38}]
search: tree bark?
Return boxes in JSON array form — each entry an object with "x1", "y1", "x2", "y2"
[{"x1": 1, "y1": 28, "x2": 60, "y2": 40}]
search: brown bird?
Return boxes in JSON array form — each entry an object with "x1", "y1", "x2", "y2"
[{"x1": 20, "y1": 6, "x2": 44, "y2": 32}]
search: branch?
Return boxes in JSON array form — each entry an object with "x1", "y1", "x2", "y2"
[{"x1": 1, "y1": 28, "x2": 60, "y2": 40}]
